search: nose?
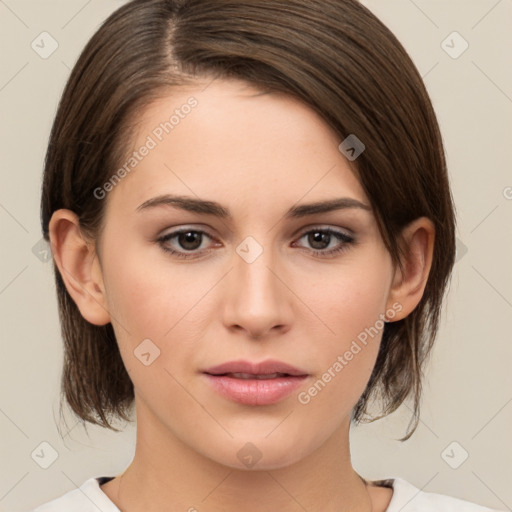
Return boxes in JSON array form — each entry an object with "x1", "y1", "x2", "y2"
[{"x1": 222, "y1": 241, "x2": 292, "y2": 340}]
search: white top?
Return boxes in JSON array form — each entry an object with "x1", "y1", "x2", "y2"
[{"x1": 30, "y1": 475, "x2": 506, "y2": 512}]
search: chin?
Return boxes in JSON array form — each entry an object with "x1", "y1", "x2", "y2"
[{"x1": 201, "y1": 433, "x2": 315, "y2": 472}]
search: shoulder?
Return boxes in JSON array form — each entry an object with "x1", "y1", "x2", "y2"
[
  {"x1": 381, "y1": 476, "x2": 507, "y2": 512},
  {"x1": 30, "y1": 477, "x2": 119, "y2": 512}
]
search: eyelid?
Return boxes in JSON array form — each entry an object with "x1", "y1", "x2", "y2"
[
  {"x1": 294, "y1": 224, "x2": 354, "y2": 239},
  {"x1": 158, "y1": 225, "x2": 218, "y2": 241}
]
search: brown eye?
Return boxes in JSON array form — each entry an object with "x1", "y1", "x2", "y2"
[
  {"x1": 308, "y1": 231, "x2": 332, "y2": 250},
  {"x1": 176, "y1": 231, "x2": 203, "y2": 251},
  {"x1": 294, "y1": 228, "x2": 355, "y2": 258},
  {"x1": 157, "y1": 228, "x2": 218, "y2": 260}
]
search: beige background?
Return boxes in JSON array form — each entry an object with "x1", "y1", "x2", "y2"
[{"x1": 0, "y1": 0, "x2": 511, "y2": 510}]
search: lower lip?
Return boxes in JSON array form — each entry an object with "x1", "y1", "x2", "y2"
[{"x1": 203, "y1": 374, "x2": 308, "y2": 405}]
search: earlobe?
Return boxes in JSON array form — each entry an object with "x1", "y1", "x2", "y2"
[
  {"x1": 48, "y1": 209, "x2": 111, "y2": 326},
  {"x1": 385, "y1": 217, "x2": 435, "y2": 322}
]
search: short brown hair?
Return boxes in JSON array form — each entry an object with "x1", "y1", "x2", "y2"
[{"x1": 41, "y1": 0, "x2": 456, "y2": 441}]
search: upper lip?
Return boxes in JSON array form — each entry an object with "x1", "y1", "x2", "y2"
[{"x1": 203, "y1": 359, "x2": 309, "y2": 377}]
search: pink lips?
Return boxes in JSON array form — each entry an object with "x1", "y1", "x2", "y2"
[{"x1": 202, "y1": 359, "x2": 309, "y2": 406}]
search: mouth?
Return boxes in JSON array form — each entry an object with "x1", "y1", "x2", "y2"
[
  {"x1": 203, "y1": 359, "x2": 309, "y2": 377},
  {"x1": 202, "y1": 360, "x2": 309, "y2": 405},
  {"x1": 206, "y1": 372, "x2": 297, "y2": 380}
]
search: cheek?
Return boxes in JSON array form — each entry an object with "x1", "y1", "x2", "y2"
[
  {"x1": 100, "y1": 237, "x2": 225, "y2": 391},
  {"x1": 101, "y1": 240, "x2": 204, "y2": 338},
  {"x1": 296, "y1": 255, "x2": 391, "y2": 398},
  {"x1": 304, "y1": 255, "x2": 391, "y2": 345},
  {"x1": 100, "y1": 248, "x2": 205, "y2": 409}
]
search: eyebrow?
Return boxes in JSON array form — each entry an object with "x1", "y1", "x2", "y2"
[{"x1": 136, "y1": 194, "x2": 371, "y2": 219}]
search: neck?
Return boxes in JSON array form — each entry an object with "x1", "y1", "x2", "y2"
[{"x1": 109, "y1": 401, "x2": 373, "y2": 512}]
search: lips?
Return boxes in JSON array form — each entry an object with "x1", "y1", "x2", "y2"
[
  {"x1": 203, "y1": 359, "x2": 308, "y2": 378},
  {"x1": 202, "y1": 359, "x2": 309, "y2": 405}
]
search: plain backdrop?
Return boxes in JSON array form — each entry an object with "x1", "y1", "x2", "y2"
[{"x1": 0, "y1": 0, "x2": 511, "y2": 510}]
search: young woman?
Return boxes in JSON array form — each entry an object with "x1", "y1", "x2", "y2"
[{"x1": 32, "y1": 0, "x2": 504, "y2": 511}]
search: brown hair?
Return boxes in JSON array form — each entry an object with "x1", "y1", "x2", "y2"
[{"x1": 41, "y1": 0, "x2": 456, "y2": 441}]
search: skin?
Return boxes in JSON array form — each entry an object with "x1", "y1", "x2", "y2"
[{"x1": 49, "y1": 78, "x2": 434, "y2": 512}]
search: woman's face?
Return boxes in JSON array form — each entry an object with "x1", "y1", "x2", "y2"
[{"x1": 97, "y1": 78, "x2": 399, "y2": 469}]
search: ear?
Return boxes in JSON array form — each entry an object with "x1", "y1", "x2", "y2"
[
  {"x1": 48, "y1": 209, "x2": 111, "y2": 326},
  {"x1": 385, "y1": 217, "x2": 435, "y2": 322}
]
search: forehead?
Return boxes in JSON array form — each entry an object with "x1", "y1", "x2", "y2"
[{"x1": 105, "y1": 78, "x2": 369, "y2": 222}]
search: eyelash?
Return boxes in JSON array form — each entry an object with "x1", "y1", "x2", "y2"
[{"x1": 156, "y1": 227, "x2": 355, "y2": 260}]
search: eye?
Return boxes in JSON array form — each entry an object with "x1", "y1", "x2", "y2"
[
  {"x1": 293, "y1": 227, "x2": 355, "y2": 258},
  {"x1": 157, "y1": 228, "x2": 218, "y2": 260}
]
